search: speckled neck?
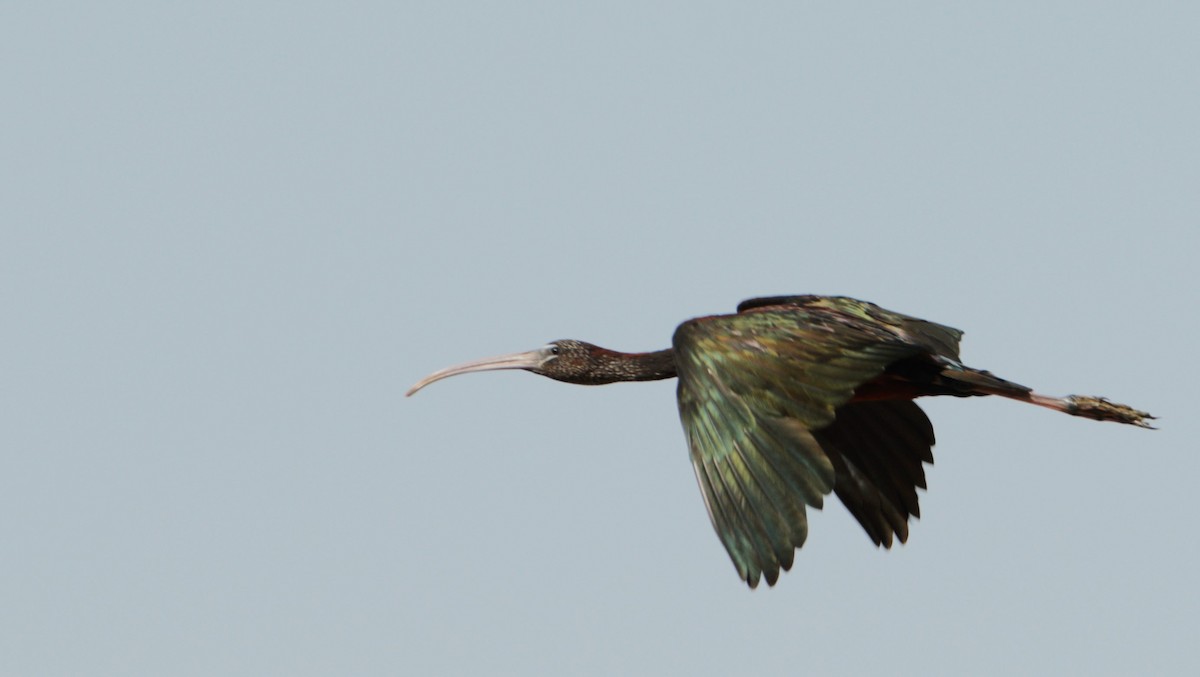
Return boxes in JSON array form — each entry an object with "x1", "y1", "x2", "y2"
[{"x1": 590, "y1": 348, "x2": 677, "y2": 383}]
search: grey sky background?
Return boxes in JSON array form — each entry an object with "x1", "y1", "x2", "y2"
[{"x1": 3, "y1": 3, "x2": 1196, "y2": 675}]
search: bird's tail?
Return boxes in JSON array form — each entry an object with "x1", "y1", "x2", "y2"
[{"x1": 940, "y1": 363, "x2": 1156, "y2": 429}]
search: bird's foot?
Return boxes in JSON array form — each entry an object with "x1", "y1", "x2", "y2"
[{"x1": 1065, "y1": 395, "x2": 1157, "y2": 429}]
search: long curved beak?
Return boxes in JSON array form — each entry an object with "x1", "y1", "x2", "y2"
[{"x1": 406, "y1": 348, "x2": 546, "y2": 397}]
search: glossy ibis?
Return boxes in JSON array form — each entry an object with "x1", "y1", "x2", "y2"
[{"x1": 407, "y1": 295, "x2": 1154, "y2": 588}]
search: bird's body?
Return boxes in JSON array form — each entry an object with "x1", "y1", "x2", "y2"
[{"x1": 407, "y1": 295, "x2": 1153, "y2": 588}]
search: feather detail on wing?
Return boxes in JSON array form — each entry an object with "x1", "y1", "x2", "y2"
[
  {"x1": 673, "y1": 304, "x2": 928, "y2": 587},
  {"x1": 737, "y1": 295, "x2": 964, "y2": 361}
]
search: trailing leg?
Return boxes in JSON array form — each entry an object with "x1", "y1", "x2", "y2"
[{"x1": 939, "y1": 360, "x2": 1156, "y2": 428}]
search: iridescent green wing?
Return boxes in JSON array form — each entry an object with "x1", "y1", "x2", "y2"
[
  {"x1": 672, "y1": 304, "x2": 923, "y2": 588},
  {"x1": 738, "y1": 295, "x2": 964, "y2": 361}
]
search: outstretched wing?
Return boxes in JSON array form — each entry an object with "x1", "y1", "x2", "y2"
[{"x1": 673, "y1": 302, "x2": 930, "y2": 587}]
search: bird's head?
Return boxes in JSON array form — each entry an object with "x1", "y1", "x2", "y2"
[{"x1": 406, "y1": 339, "x2": 610, "y2": 396}]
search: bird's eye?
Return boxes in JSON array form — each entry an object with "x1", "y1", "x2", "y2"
[{"x1": 549, "y1": 345, "x2": 560, "y2": 355}]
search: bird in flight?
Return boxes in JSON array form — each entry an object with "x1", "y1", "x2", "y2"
[{"x1": 407, "y1": 295, "x2": 1154, "y2": 588}]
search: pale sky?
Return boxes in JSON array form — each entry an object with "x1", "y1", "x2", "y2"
[{"x1": 3, "y1": 3, "x2": 1196, "y2": 675}]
